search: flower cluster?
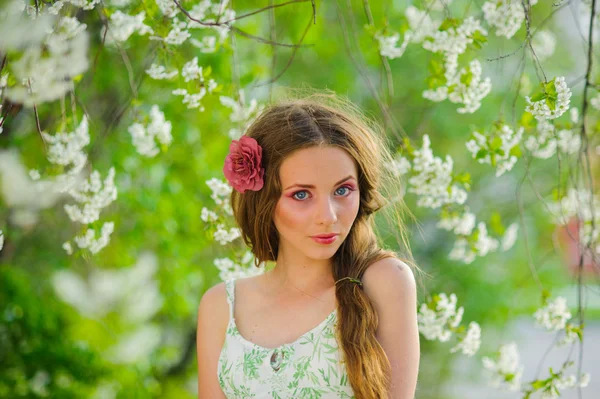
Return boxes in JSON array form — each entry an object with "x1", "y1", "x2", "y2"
[
  {"x1": 40, "y1": 114, "x2": 118, "y2": 256},
  {"x1": 70, "y1": 221, "x2": 115, "y2": 255},
  {"x1": 547, "y1": 187, "x2": 600, "y2": 227},
  {"x1": 531, "y1": 30, "x2": 557, "y2": 61},
  {"x1": 448, "y1": 222, "x2": 500, "y2": 264},
  {"x1": 449, "y1": 321, "x2": 481, "y2": 356},
  {"x1": 41, "y1": 116, "x2": 90, "y2": 192},
  {"x1": 418, "y1": 292, "x2": 482, "y2": 356},
  {"x1": 405, "y1": 6, "x2": 441, "y2": 43},
  {"x1": 525, "y1": 77, "x2": 572, "y2": 121},
  {"x1": 375, "y1": 31, "x2": 412, "y2": 59},
  {"x1": 214, "y1": 251, "x2": 267, "y2": 281},
  {"x1": 465, "y1": 122, "x2": 523, "y2": 177},
  {"x1": 146, "y1": 63, "x2": 178, "y2": 80},
  {"x1": 1, "y1": 8, "x2": 90, "y2": 107},
  {"x1": 171, "y1": 57, "x2": 218, "y2": 111},
  {"x1": 437, "y1": 210, "x2": 476, "y2": 236},
  {"x1": 420, "y1": 16, "x2": 491, "y2": 113},
  {"x1": 51, "y1": 251, "x2": 165, "y2": 363},
  {"x1": 482, "y1": 342, "x2": 524, "y2": 391},
  {"x1": 524, "y1": 119, "x2": 581, "y2": 159},
  {"x1": 482, "y1": 0, "x2": 525, "y2": 39},
  {"x1": 418, "y1": 293, "x2": 464, "y2": 342},
  {"x1": 533, "y1": 296, "x2": 572, "y2": 331},
  {"x1": 523, "y1": 361, "x2": 590, "y2": 398},
  {"x1": 408, "y1": 134, "x2": 468, "y2": 209},
  {"x1": 128, "y1": 105, "x2": 173, "y2": 157},
  {"x1": 219, "y1": 90, "x2": 264, "y2": 139},
  {"x1": 102, "y1": 11, "x2": 153, "y2": 45},
  {"x1": 63, "y1": 168, "x2": 117, "y2": 224}
]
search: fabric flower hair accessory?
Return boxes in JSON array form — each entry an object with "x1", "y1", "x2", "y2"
[{"x1": 223, "y1": 135, "x2": 265, "y2": 193}]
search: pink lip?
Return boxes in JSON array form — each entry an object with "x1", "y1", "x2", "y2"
[
  {"x1": 311, "y1": 234, "x2": 339, "y2": 239},
  {"x1": 311, "y1": 234, "x2": 338, "y2": 245}
]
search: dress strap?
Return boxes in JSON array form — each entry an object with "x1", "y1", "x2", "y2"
[{"x1": 224, "y1": 278, "x2": 236, "y2": 320}]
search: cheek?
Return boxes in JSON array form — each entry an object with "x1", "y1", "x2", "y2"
[{"x1": 274, "y1": 199, "x2": 309, "y2": 231}]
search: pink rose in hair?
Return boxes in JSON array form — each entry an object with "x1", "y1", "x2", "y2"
[{"x1": 223, "y1": 135, "x2": 265, "y2": 193}]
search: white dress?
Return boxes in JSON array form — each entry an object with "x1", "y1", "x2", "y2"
[{"x1": 217, "y1": 278, "x2": 356, "y2": 398}]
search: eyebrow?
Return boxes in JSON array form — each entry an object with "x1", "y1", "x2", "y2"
[{"x1": 284, "y1": 175, "x2": 356, "y2": 190}]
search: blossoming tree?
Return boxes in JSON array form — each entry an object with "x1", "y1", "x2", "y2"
[{"x1": 0, "y1": 0, "x2": 598, "y2": 398}]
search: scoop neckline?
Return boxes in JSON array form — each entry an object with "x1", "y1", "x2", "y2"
[
  {"x1": 230, "y1": 308, "x2": 337, "y2": 351},
  {"x1": 228, "y1": 278, "x2": 337, "y2": 351}
]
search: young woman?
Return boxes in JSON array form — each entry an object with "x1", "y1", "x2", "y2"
[{"x1": 197, "y1": 93, "x2": 421, "y2": 399}]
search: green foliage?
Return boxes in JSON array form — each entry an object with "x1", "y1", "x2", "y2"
[{"x1": 0, "y1": 268, "x2": 109, "y2": 398}]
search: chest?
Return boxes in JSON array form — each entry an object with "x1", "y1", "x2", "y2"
[{"x1": 234, "y1": 299, "x2": 337, "y2": 349}]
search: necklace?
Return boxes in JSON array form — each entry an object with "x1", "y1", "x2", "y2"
[{"x1": 270, "y1": 348, "x2": 284, "y2": 371}]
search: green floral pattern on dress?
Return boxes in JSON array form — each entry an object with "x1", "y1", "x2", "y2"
[{"x1": 218, "y1": 278, "x2": 356, "y2": 398}]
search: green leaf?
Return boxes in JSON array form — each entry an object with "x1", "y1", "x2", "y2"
[
  {"x1": 530, "y1": 92, "x2": 546, "y2": 102},
  {"x1": 509, "y1": 144, "x2": 522, "y2": 158},
  {"x1": 439, "y1": 18, "x2": 460, "y2": 31}
]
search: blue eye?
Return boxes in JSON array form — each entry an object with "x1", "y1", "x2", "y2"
[{"x1": 291, "y1": 186, "x2": 354, "y2": 201}]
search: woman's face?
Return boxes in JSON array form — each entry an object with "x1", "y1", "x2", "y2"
[{"x1": 274, "y1": 146, "x2": 361, "y2": 260}]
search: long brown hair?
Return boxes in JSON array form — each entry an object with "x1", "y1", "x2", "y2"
[{"x1": 229, "y1": 90, "x2": 423, "y2": 398}]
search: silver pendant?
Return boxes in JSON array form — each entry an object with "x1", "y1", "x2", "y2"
[{"x1": 270, "y1": 348, "x2": 283, "y2": 371}]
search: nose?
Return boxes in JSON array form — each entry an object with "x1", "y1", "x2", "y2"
[{"x1": 316, "y1": 195, "x2": 338, "y2": 225}]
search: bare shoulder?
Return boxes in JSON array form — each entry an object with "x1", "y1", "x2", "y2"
[
  {"x1": 198, "y1": 280, "x2": 229, "y2": 329},
  {"x1": 196, "y1": 280, "x2": 230, "y2": 398},
  {"x1": 361, "y1": 257, "x2": 416, "y2": 306}
]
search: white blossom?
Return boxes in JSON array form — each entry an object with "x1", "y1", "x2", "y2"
[
  {"x1": 62, "y1": 241, "x2": 73, "y2": 255},
  {"x1": 450, "y1": 321, "x2": 481, "y2": 356},
  {"x1": 525, "y1": 77, "x2": 572, "y2": 121},
  {"x1": 41, "y1": 116, "x2": 90, "y2": 184},
  {"x1": 164, "y1": 19, "x2": 191, "y2": 45},
  {"x1": 4, "y1": 14, "x2": 89, "y2": 107},
  {"x1": 482, "y1": 0, "x2": 525, "y2": 39},
  {"x1": 408, "y1": 134, "x2": 468, "y2": 209},
  {"x1": 61, "y1": 0, "x2": 101, "y2": 10},
  {"x1": 447, "y1": 60, "x2": 492, "y2": 113},
  {"x1": 128, "y1": 105, "x2": 172, "y2": 157},
  {"x1": 172, "y1": 87, "x2": 207, "y2": 111},
  {"x1": 422, "y1": 17, "x2": 488, "y2": 59},
  {"x1": 437, "y1": 210, "x2": 476, "y2": 236},
  {"x1": 146, "y1": 63, "x2": 178, "y2": 80},
  {"x1": 214, "y1": 251, "x2": 266, "y2": 282},
  {"x1": 449, "y1": 222, "x2": 500, "y2": 264},
  {"x1": 220, "y1": 90, "x2": 264, "y2": 139},
  {"x1": 590, "y1": 94, "x2": 600, "y2": 111},
  {"x1": 102, "y1": 11, "x2": 153, "y2": 45},
  {"x1": 465, "y1": 123, "x2": 523, "y2": 177},
  {"x1": 482, "y1": 342, "x2": 523, "y2": 391},
  {"x1": 570, "y1": 107, "x2": 579, "y2": 124},
  {"x1": 29, "y1": 169, "x2": 41, "y2": 181},
  {"x1": 206, "y1": 178, "x2": 233, "y2": 215},
  {"x1": 501, "y1": 222, "x2": 519, "y2": 251},
  {"x1": 418, "y1": 293, "x2": 464, "y2": 342},
  {"x1": 190, "y1": 35, "x2": 217, "y2": 53},
  {"x1": 546, "y1": 188, "x2": 600, "y2": 226},
  {"x1": 156, "y1": 0, "x2": 179, "y2": 18},
  {"x1": 63, "y1": 168, "x2": 118, "y2": 224},
  {"x1": 532, "y1": 30, "x2": 557, "y2": 61},
  {"x1": 213, "y1": 223, "x2": 241, "y2": 245},
  {"x1": 386, "y1": 154, "x2": 412, "y2": 177},
  {"x1": 182, "y1": 57, "x2": 204, "y2": 82},
  {"x1": 405, "y1": 6, "x2": 441, "y2": 43},
  {"x1": 201, "y1": 207, "x2": 219, "y2": 222},
  {"x1": 73, "y1": 221, "x2": 115, "y2": 254},
  {"x1": 375, "y1": 31, "x2": 412, "y2": 59},
  {"x1": 0, "y1": 230, "x2": 4, "y2": 251},
  {"x1": 533, "y1": 296, "x2": 572, "y2": 331}
]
